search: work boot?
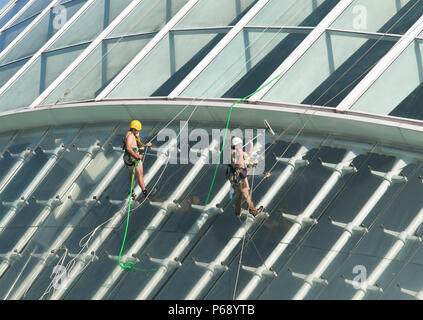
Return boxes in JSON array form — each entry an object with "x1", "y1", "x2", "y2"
[
  {"x1": 250, "y1": 206, "x2": 264, "y2": 217},
  {"x1": 128, "y1": 190, "x2": 136, "y2": 200},
  {"x1": 142, "y1": 189, "x2": 149, "y2": 198}
]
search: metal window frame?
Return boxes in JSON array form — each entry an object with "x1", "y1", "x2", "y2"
[
  {"x1": 0, "y1": 0, "x2": 36, "y2": 34},
  {"x1": 336, "y1": 15, "x2": 423, "y2": 112},
  {"x1": 237, "y1": 149, "x2": 360, "y2": 300},
  {"x1": 0, "y1": 0, "x2": 97, "y2": 98},
  {"x1": 28, "y1": 0, "x2": 148, "y2": 108},
  {"x1": 351, "y1": 206, "x2": 423, "y2": 300},
  {"x1": 166, "y1": 0, "x2": 271, "y2": 99},
  {"x1": 0, "y1": 0, "x2": 60, "y2": 63},
  {"x1": 9, "y1": 146, "x2": 126, "y2": 300},
  {"x1": 48, "y1": 136, "x2": 178, "y2": 300},
  {"x1": 0, "y1": 0, "x2": 19, "y2": 21},
  {"x1": 94, "y1": 0, "x2": 200, "y2": 101},
  {"x1": 247, "y1": 0, "x2": 355, "y2": 102},
  {"x1": 292, "y1": 158, "x2": 409, "y2": 300}
]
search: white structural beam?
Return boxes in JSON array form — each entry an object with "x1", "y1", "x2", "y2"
[
  {"x1": 0, "y1": 0, "x2": 36, "y2": 34},
  {"x1": 0, "y1": 128, "x2": 117, "y2": 280},
  {"x1": 292, "y1": 158, "x2": 409, "y2": 300},
  {"x1": 185, "y1": 145, "x2": 311, "y2": 300},
  {"x1": 91, "y1": 138, "x2": 217, "y2": 300},
  {"x1": 167, "y1": 0, "x2": 270, "y2": 99},
  {"x1": 29, "y1": 0, "x2": 147, "y2": 108},
  {"x1": 237, "y1": 149, "x2": 359, "y2": 300},
  {"x1": 0, "y1": 130, "x2": 18, "y2": 159},
  {"x1": 136, "y1": 183, "x2": 230, "y2": 300},
  {"x1": 248, "y1": 0, "x2": 354, "y2": 102},
  {"x1": 49, "y1": 138, "x2": 178, "y2": 300},
  {"x1": 397, "y1": 284, "x2": 423, "y2": 300},
  {"x1": 0, "y1": 129, "x2": 47, "y2": 193},
  {"x1": 0, "y1": 1, "x2": 18, "y2": 21},
  {"x1": 0, "y1": 129, "x2": 71, "y2": 230},
  {"x1": 10, "y1": 151, "x2": 126, "y2": 300},
  {"x1": 95, "y1": 0, "x2": 200, "y2": 101},
  {"x1": 0, "y1": 0, "x2": 97, "y2": 97},
  {"x1": 350, "y1": 206, "x2": 423, "y2": 300},
  {"x1": 0, "y1": 0, "x2": 60, "y2": 62},
  {"x1": 336, "y1": 15, "x2": 423, "y2": 112}
]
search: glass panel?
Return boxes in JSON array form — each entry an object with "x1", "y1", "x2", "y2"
[
  {"x1": 0, "y1": 126, "x2": 77, "y2": 202},
  {"x1": 41, "y1": 34, "x2": 154, "y2": 104},
  {"x1": 10, "y1": 0, "x2": 52, "y2": 27},
  {"x1": 181, "y1": 29, "x2": 309, "y2": 99},
  {"x1": 248, "y1": 0, "x2": 339, "y2": 27},
  {"x1": 331, "y1": 0, "x2": 422, "y2": 35},
  {"x1": 0, "y1": 0, "x2": 30, "y2": 29},
  {"x1": 0, "y1": 15, "x2": 33, "y2": 52},
  {"x1": 0, "y1": 0, "x2": 87, "y2": 65},
  {"x1": 0, "y1": 57, "x2": 29, "y2": 89},
  {"x1": 106, "y1": 31, "x2": 227, "y2": 98},
  {"x1": 38, "y1": 0, "x2": 191, "y2": 104},
  {"x1": 352, "y1": 39, "x2": 423, "y2": 120},
  {"x1": 0, "y1": 43, "x2": 88, "y2": 112},
  {"x1": 49, "y1": 0, "x2": 132, "y2": 50},
  {"x1": 381, "y1": 263, "x2": 423, "y2": 300},
  {"x1": 175, "y1": 0, "x2": 257, "y2": 29},
  {"x1": 109, "y1": 0, "x2": 189, "y2": 38},
  {"x1": 262, "y1": 31, "x2": 396, "y2": 107}
]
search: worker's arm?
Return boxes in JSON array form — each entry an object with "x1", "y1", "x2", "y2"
[{"x1": 246, "y1": 139, "x2": 253, "y2": 156}]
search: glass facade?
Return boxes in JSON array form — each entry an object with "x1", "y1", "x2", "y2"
[{"x1": 0, "y1": 0, "x2": 423, "y2": 300}]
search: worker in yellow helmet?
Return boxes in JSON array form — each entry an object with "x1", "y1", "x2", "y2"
[
  {"x1": 228, "y1": 137, "x2": 263, "y2": 217},
  {"x1": 123, "y1": 120, "x2": 152, "y2": 199}
]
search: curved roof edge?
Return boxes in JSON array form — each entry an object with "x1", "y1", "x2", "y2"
[{"x1": 2, "y1": 97, "x2": 423, "y2": 160}]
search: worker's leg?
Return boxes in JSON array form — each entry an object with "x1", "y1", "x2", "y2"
[
  {"x1": 128, "y1": 166, "x2": 135, "y2": 186},
  {"x1": 234, "y1": 185, "x2": 243, "y2": 217},
  {"x1": 240, "y1": 178, "x2": 256, "y2": 213},
  {"x1": 135, "y1": 162, "x2": 146, "y2": 191}
]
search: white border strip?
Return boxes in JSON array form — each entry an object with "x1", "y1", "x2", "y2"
[
  {"x1": 166, "y1": 0, "x2": 270, "y2": 99},
  {"x1": 0, "y1": 0, "x2": 59, "y2": 62},
  {"x1": 0, "y1": 0, "x2": 96, "y2": 97},
  {"x1": 248, "y1": 0, "x2": 354, "y2": 102},
  {"x1": 29, "y1": 0, "x2": 147, "y2": 108},
  {"x1": 94, "y1": 0, "x2": 200, "y2": 101},
  {"x1": 0, "y1": 0, "x2": 36, "y2": 33},
  {"x1": 0, "y1": 0, "x2": 17, "y2": 21},
  {"x1": 336, "y1": 15, "x2": 423, "y2": 111}
]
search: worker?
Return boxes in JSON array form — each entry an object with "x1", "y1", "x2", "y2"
[
  {"x1": 123, "y1": 120, "x2": 152, "y2": 199},
  {"x1": 228, "y1": 136, "x2": 263, "y2": 217}
]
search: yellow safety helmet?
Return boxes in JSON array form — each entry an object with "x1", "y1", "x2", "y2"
[{"x1": 130, "y1": 120, "x2": 142, "y2": 131}]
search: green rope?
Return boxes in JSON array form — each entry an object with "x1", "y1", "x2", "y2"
[
  {"x1": 118, "y1": 159, "x2": 157, "y2": 272},
  {"x1": 204, "y1": 72, "x2": 283, "y2": 206}
]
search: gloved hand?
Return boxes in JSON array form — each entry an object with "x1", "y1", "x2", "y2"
[{"x1": 247, "y1": 160, "x2": 259, "y2": 168}]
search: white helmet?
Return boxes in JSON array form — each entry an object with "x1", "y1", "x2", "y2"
[{"x1": 231, "y1": 136, "x2": 243, "y2": 147}]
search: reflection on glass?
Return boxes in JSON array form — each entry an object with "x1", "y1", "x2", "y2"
[
  {"x1": 351, "y1": 40, "x2": 423, "y2": 119},
  {"x1": 263, "y1": 31, "x2": 396, "y2": 107},
  {"x1": 331, "y1": 0, "x2": 422, "y2": 35},
  {"x1": 175, "y1": 0, "x2": 257, "y2": 29},
  {"x1": 249, "y1": 0, "x2": 339, "y2": 27},
  {"x1": 181, "y1": 29, "x2": 309, "y2": 98}
]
